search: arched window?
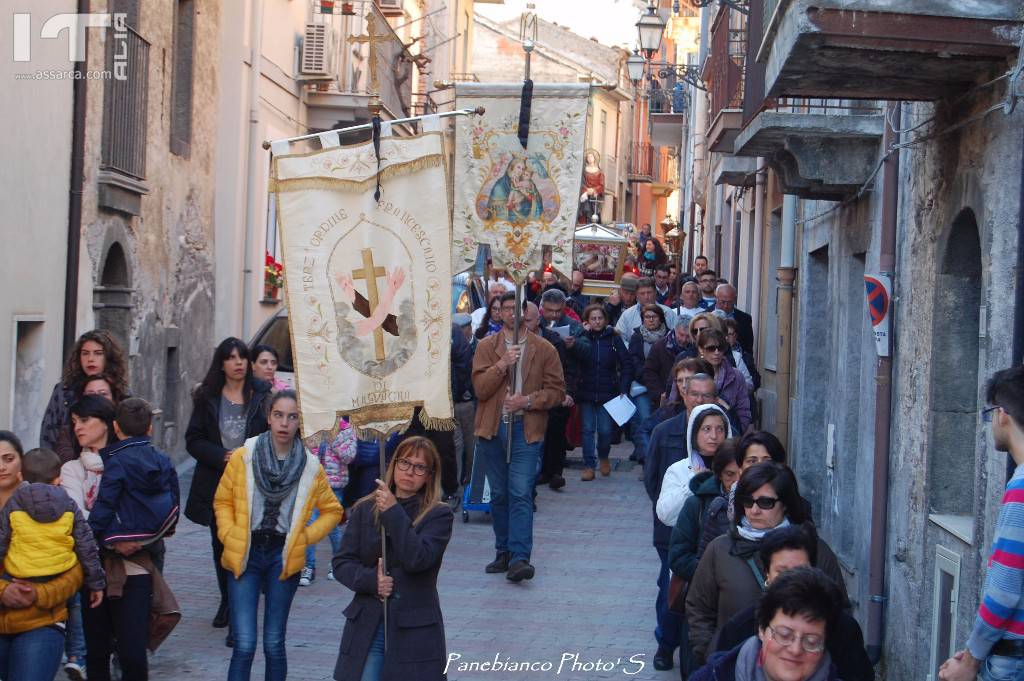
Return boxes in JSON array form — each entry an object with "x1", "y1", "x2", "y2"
[
  {"x1": 927, "y1": 208, "x2": 982, "y2": 517},
  {"x1": 94, "y1": 242, "x2": 133, "y2": 353}
]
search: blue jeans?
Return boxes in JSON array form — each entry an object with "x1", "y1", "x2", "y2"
[
  {"x1": 982, "y1": 654, "x2": 1024, "y2": 681},
  {"x1": 655, "y1": 546, "x2": 682, "y2": 650},
  {"x1": 65, "y1": 592, "x2": 86, "y2": 662},
  {"x1": 580, "y1": 401, "x2": 614, "y2": 469},
  {"x1": 629, "y1": 394, "x2": 653, "y2": 461},
  {"x1": 359, "y1": 622, "x2": 385, "y2": 681},
  {"x1": 478, "y1": 421, "x2": 542, "y2": 563},
  {"x1": 227, "y1": 540, "x2": 301, "y2": 681},
  {"x1": 0, "y1": 625, "x2": 65, "y2": 681},
  {"x1": 305, "y1": 488, "x2": 346, "y2": 568}
]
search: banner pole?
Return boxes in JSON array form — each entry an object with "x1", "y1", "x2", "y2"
[
  {"x1": 507, "y1": 283, "x2": 523, "y2": 465},
  {"x1": 378, "y1": 434, "x2": 389, "y2": 651},
  {"x1": 262, "y1": 106, "x2": 485, "y2": 150}
]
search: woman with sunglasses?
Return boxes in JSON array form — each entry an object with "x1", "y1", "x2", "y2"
[
  {"x1": 696, "y1": 329, "x2": 751, "y2": 432},
  {"x1": 690, "y1": 567, "x2": 845, "y2": 681},
  {"x1": 332, "y1": 436, "x2": 454, "y2": 681},
  {"x1": 685, "y1": 463, "x2": 847, "y2": 666},
  {"x1": 214, "y1": 390, "x2": 343, "y2": 681}
]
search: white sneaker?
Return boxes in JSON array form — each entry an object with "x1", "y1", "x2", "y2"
[
  {"x1": 327, "y1": 569, "x2": 335, "y2": 581},
  {"x1": 64, "y1": 660, "x2": 87, "y2": 681},
  {"x1": 299, "y1": 566, "x2": 314, "y2": 586}
]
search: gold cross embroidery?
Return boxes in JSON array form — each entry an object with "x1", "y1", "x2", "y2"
[
  {"x1": 349, "y1": 12, "x2": 390, "y2": 97},
  {"x1": 351, "y1": 249, "x2": 388, "y2": 361}
]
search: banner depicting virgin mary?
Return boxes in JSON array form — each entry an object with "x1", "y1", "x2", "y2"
[
  {"x1": 271, "y1": 129, "x2": 453, "y2": 438},
  {"x1": 453, "y1": 83, "x2": 590, "y2": 283}
]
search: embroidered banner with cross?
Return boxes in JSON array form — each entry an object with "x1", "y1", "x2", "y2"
[{"x1": 270, "y1": 128, "x2": 454, "y2": 438}]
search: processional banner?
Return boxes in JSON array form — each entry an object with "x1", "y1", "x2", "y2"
[
  {"x1": 272, "y1": 131, "x2": 453, "y2": 438},
  {"x1": 452, "y1": 83, "x2": 590, "y2": 282}
]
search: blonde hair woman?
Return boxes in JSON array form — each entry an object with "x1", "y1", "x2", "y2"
[{"x1": 332, "y1": 436, "x2": 454, "y2": 681}]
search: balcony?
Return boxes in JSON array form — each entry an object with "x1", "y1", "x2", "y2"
[
  {"x1": 628, "y1": 142, "x2": 654, "y2": 182},
  {"x1": 733, "y1": 98, "x2": 884, "y2": 200},
  {"x1": 705, "y1": 6, "x2": 747, "y2": 153},
  {"x1": 758, "y1": 0, "x2": 1023, "y2": 101},
  {"x1": 649, "y1": 78, "x2": 688, "y2": 148},
  {"x1": 304, "y1": 4, "x2": 415, "y2": 132}
]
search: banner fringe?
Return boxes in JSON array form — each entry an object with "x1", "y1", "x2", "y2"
[{"x1": 419, "y1": 411, "x2": 456, "y2": 431}]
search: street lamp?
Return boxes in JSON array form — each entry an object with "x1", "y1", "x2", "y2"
[
  {"x1": 636, "y1": 0, "x2": 666, "y2": 59},
  {"x1": 626, "y1": 49, "x2": 646, "y2": 85}
]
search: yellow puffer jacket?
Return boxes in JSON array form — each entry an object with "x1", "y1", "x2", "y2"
[
  {"x1": 214, "y1": 436, "x2": 344, "y2": 580},
  {"x1": 0, "y1": 563, "x2": 83, "y2": 634}
]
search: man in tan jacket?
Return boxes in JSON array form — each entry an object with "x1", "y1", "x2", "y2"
[{"x1": 472, "y1": 292, "x2": 565, "y2": 582}]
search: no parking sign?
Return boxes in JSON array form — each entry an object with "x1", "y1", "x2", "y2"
[{"x1": 864, "y1": 274, "x2": 892, "y2": 357}]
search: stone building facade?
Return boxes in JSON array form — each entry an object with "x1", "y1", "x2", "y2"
[{"x1": 75, "y1": 0, "x2": 222, "y2": 459}]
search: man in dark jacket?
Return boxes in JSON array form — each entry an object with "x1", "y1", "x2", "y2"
[
  {"x1": 537, "y1": 290, "x2": 590, "y2": 490},
  {"x1": 603, "y1": 274, "x2": 639, "y2": 327},
  {"x1": 451, "y1": 316, "x2": 476, "y2": 486},
  {"x1": 642, "y1": 320, "x2": 696, "y2": 407},
  {"x1": 714, "y1": 527, "x2": 874, "y2": 681},
  {"x1": 566, "y1": 270, "x2": 591, "y2": 317},
  {"x1": 714, "y1": 284, "x2": 754, "y2": 356}
]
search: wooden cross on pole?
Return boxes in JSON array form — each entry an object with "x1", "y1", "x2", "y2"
[
  {"x1": 349, "y1": 12, "x2": 391, "y2": 97},
  {"x1": 352, "y1": 249, "x2": 388, "y2": 361}
]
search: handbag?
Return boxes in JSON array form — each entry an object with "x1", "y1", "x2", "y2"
[{"x1": 668, "y1": 573, "x2": 689, "y2": 614}]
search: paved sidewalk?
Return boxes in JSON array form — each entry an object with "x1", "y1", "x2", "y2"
[{"x1": 146, "y1": 443, "x2": 680, "y2": 681}]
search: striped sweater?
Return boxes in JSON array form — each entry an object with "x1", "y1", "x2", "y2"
[{"x1": 967, "y1": 465, "x2": 1024, "y2": 660}]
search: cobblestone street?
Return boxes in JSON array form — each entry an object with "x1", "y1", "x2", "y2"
[{"x1": 151, "y1": 444, "x2": 676, "y2": 681}]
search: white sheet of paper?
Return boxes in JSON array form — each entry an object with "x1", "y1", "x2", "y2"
[
  {"x1": 552, "y1": 325, "x2": 572, "y2": 339},
  {"x1": 603, "y1": 394, "x2": 637, "y2": 427}
]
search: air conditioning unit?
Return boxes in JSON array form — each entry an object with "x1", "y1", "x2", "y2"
[
  {"x1": 376, "y1": 0, "x2": 404, "y2": 17},
  {"x1": 301, "y1": 23, "x2": 336, "y2": 77}
]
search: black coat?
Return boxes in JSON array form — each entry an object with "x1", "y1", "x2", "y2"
[
  {"x1": 333, "y1": 496, "x2": 454, "y2": 681},
  {"x1": 183, "y1": 379, "x2": 271, "y2": 526},
  {"x1": 576, "y1": 327, "x2": 633, "y2": 404},
  {"x1": 450, "y1": 325, "x2": 475, "y2": 402},
  {"x1": 731, "y1": 309, "x2": 754, "y2": 356},
  {"x1": 716, "y1": 605, "x2": 874, "y2": 681}
]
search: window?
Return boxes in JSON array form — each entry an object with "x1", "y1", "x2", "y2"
[
  {"x1": 94, "y1": 242, "x2": 133, "y2": 354},
  {"x1": 599, "y1": 110, "x2": 608, "y2": 159},
  {"x1": 11, "y1": 318, "x2": 46, "y2": 449},
  {"x1": 927, "y1": 547, "x2": 960, "y2": 681},
  {"x1": 170, "y1": 0, "x2": 195, "y2": 157},
  {"x1": 101, "y1": 4, "x2": 149, "y2": 179}
]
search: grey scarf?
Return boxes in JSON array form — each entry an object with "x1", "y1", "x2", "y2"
[
  {"x1": 252, "y1": 432, "x2": 305, "y2": 533},
  {"x1": 639, "y1": 324, "x2": 668, "y2": 349},
  {"x1": 734, "y1": 635, "x2": 833, "y2": 681}
]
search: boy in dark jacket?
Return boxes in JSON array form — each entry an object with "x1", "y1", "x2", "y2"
[
  {"x1": 89, "y1": 398, "x2": 180, "y2": 546},
  {"x1": 0, "y1": 449, "x2": 105, "y2": 603}
]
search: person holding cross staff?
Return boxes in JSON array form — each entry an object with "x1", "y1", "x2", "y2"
[{"x1": 472, "y1": 292, "x2": 564, "y2": 582}]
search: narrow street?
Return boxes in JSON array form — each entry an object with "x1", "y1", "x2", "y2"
[{"x1": 153, "y1": 443, "x2": 674, "y2": 681}]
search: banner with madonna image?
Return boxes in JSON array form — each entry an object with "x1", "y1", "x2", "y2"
[
  {"x1": 452, "y1": 83, "x2": 590, "y2": 283},
  {"x1": 270, "y1": 130, "x2": 454, "y2": 439}
]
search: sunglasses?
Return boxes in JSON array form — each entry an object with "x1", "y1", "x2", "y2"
[
  {"x1": 738, "y1": 495, "x2": 781, "y2": 510},
  {"x1": 701, "y1": 344, "x2": 723, "y2": 353}
]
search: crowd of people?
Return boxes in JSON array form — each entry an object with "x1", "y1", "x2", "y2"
[{"x1": 0, "y1": 246, "x2": 1022, "y2": 681}]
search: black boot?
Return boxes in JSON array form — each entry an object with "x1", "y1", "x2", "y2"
[
  {"x1": 653, "y1": 644, "x2": 674, "y2": 671},
  {"x1": 212, "y1": 601, "x2": 229, "y2": 628},
  {"x1": 485, "y1": 551, "x2": 510, "y2": 574}
]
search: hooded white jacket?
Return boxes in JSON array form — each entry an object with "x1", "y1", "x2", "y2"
[{"x1": 655, "y1": 403, "x2": 733, "y2": 526}]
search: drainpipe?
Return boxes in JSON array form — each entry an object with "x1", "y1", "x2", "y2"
[
  {"x1": 62, "y1": 0, "x2": 91, "y2": 358},
  {"x1": 240, "y1": 0, "x2": 266, "y2": 340},
  {"x1": 866, "y1": 101, "x2": 900, "y2": 665},
  {"x1": 774, "y1": 194, "x2": 797, "y2": 446},
  {"x1": 750, "y1": 159, "x2": 766, "y2": 357},
  {"x1": 1014, "y1": 114, "x2": 1024, "y2": 367}
]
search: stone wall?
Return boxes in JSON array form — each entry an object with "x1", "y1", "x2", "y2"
[{"x1": 78, "y1": 0, "x2": 221, "y2": 462}]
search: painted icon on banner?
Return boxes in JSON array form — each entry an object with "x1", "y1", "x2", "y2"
[
  {"x1": 864, "y1": 273, "x2": 892, "y2": 357},
  {"x1": 328, "y1": 220, "x2": 417, "y2": 377}
]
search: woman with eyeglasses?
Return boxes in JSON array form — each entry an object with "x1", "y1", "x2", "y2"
[
  {"x1": 690, "y1": 566, "x2": 845, "y2": 681},
  {"x1": 332, "y1": 436, "x2": 454, "y2": 681},
  {"x1": 214, "y1": 390, "x2": 343, "y2": 681},
  {"x1": 696, "y1": 329, "x2": 752, "y2": 432},
  {"x1": 685, "y1": 463, "x2": 847, "y2": 666}
]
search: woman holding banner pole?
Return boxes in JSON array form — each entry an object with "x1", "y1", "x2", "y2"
[{"x1": 332, "y1": 437, "x2": 453, "y2": 681}]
